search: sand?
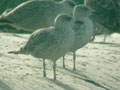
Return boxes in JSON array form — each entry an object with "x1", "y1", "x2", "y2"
[{"x1": 0, "y1": 32, "x2": 120, "y2": 90}]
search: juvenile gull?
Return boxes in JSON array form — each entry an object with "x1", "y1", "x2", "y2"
[
  {"x1": 0, "y1": 0, "x2": 75, "y2": 31},
  {"x1": 8, "y1": 14, "x2": 75, "y2": 80},
  {"x1": 63, "y1": 5, "x2": 94, "y2": 70}
]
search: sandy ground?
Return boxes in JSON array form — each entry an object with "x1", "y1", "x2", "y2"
[{"x1": 0, "y1": 32, "x2": 120, "y2": 90}]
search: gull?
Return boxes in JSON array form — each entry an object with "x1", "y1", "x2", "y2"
[
  {"x1": 63, "y1": 5, "x2": 94, "y2": 70},
  {"x1": 0, "y1": 0, "x2": 75, "y2": 32},
  {"x1": 8, "y1": 13, "x2": 75, "y2": 80}
]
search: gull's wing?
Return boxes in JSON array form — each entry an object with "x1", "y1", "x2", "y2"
[{"x1": 22, "y1": 27, "x2": 54, "y2": 53}]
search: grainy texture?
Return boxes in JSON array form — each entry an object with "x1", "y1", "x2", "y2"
[
  {"x1": 0, "y1": 32, "x2": 120, "y2": 90},
  {"x1": 0, "y1": 0, "x2": 59, "y2": 15},
  {"x1": 70, "y1": 5, "x2": 94, "y2": 52},
  {"x1": 14, "y1": 14, "x2": 75, "y2": 61},
  {"x1": 0, "y1": 0, "x2": 75, "y2": 31},
  {"x1": 63, "y1": 5, "x2": 94, "y2": 70},
  {"x1": 0, "y1": 0, "x2": 28, "y2": 14},
  {"x1": 8, "y1": 14, "x2": 75, "y2": 80}
]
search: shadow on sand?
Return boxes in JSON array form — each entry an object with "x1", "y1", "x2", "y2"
[
  {"x1": 91, "y1": 41, "x2": 120, "y2": 48},
  {"x1": 47, "y1": 78, "x2": 75, "y2": 90},
  {"x1": 90, "y1": 41, "x2": 120, "y2": 46},
  {"x1": 0, "y1": 80, "x2": 13, "y2": 90},
  {"x1": 61, "y1": 68, "x2": 110, "y2": 90}
]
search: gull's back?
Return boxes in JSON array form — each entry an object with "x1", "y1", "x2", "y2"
[
  {"x1": 4, "y1": 0, "x2": 60, "y2": 30},
  {"x1": 21, "y1": 27, "x2": 53, "y2": 54},
  {"x1": 70, "y1": 18, "x2": 94, "y2": 52}
]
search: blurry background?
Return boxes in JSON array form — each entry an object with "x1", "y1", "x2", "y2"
[
  {"x1": 0, "y1": 0, "x2": 120, "y2": 36},
  {"x1": 0, "y1": 1, "x2": 120, "y2": 90},
  {"x1": 0, "y1": 0, "x2": 85, "y2": 15}
]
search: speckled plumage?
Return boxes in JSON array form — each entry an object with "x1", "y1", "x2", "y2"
[
  {"x1": 70, "y1": 18, "x2": 94, "y2": 52},
  {"x1": 9, "y1": 14, "x2": 75, "y2": 80},
  {"x1": 63, "y1": 5, "x2": 94, "y2": 70},
  {"x1": 1, "y1": 0, "x2": 75, "y2": 31}
]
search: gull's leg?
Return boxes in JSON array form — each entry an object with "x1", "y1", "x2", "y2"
[
  {"x1": 73, "y1": 51, "x2": 76, "y2": 70},
  {"x1": 103, "y1": 29, "x2": 108, "y2": 42},
  {"x1": 90, "y1": 28, "x2": 96, "y2": 42},
  {"x1": 63, "y1": 55, "x2": 65, "y2": 68},
  {"x1": 53, "y1": 61, "x2": 56, "y2": 80},
  {"x1": 43, "y1": 59, "x2": 46, "y2": 77}
]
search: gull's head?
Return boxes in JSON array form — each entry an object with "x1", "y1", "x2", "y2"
[
  {"x1": 60, "y1": 0, "x2": 75, "y2": 14},
  {"x1": 73, "y1": 5, "x2": 94, "y2": 20},
  {"x1": 54, "y1": 13, "x2": 73, "y2": 27}
]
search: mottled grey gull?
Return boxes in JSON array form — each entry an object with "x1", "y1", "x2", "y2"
[
  {"x1": 0, "y1": 0, "x2": 75, "y2": 31},
  {"x1": 63, "y1": 5, "x2": 94, "y2": 70},
  {"x1": 8, "y1": 13, "x2": 75, "y2": 80}
]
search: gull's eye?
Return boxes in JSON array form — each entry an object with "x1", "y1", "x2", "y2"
[
  {"x1": 83, "y1": 7, "x2": 88, "y2": 11},
  {"x1": 74, "y1": 20, "x2": 84, "y2": 25}
]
